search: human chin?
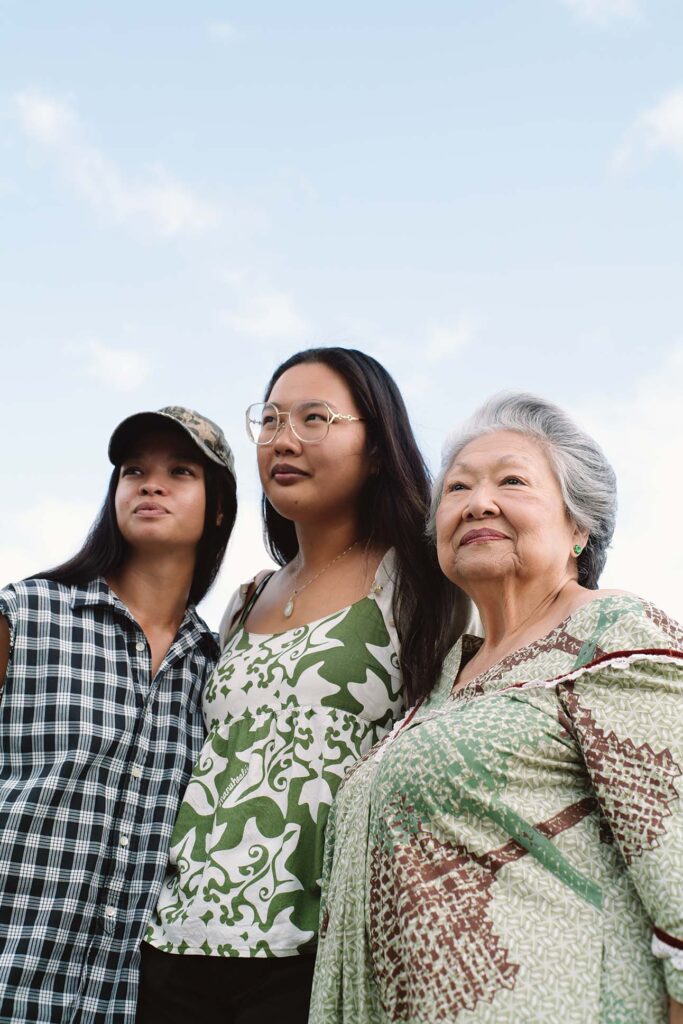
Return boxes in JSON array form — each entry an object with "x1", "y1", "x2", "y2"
[
  {"x1": 452, "y1": 545, "x2": 511, "y2": 582},
  {"x1": 262, "y1": 486, "x2": 303, "y2": 522}
]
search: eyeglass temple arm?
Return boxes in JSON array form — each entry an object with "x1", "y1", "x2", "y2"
[{"x1": 330, "y1": 412, "x2": 363, "y2": 423}]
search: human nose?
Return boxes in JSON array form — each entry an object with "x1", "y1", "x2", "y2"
[
  {"x1": 463, "y1": 483, "x2": 499, "y2": 520},
  {"x1": 272, "y1": 413, "x2": 302, "y2": 454},
  {"x1": 138, "y1": 473, "x2": 167, "y2": 495}
]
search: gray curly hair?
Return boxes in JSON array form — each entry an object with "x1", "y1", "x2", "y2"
[{"x1": 429, "y1": 391, "x2": 617, "y2": 589}]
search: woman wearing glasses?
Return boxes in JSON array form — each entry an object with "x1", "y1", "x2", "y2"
[{"x1": 138, "y1": 348, "x2": 469, "y2": 1023}]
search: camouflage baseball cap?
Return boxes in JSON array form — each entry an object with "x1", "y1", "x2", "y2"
[{"x1": 108, "y1": 405, "x2": 235, "y2": 478}]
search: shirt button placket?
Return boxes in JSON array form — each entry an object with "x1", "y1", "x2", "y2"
[
  {"x1": 106, "y1": 634, "x2": 149, "y2": 926},
  {"x1": 103, "y1": 904, "x2": 117, "y2": 934}
]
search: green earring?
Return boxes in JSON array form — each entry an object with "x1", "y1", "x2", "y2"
[{"x1": 573, "y1": 544, "x2": 582, "y2": 556}]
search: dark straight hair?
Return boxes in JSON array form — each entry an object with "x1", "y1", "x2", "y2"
[
  {"x1": 262, "y1": 346, "x2": 469, "y2": 704},
  {"x1": 36, "y1": 445, "x2": 237, "y2": 607}
]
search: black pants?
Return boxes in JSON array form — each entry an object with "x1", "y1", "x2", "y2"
[{"x1": 136, "y1": 942, "x2": 316, "y2": 1024}]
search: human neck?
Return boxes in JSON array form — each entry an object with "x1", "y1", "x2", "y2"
[
  {"x1": 468, "y1": 573, "x2": 583, "y2": 653},
  {"x1": 293, "y1": 519, "x2": 364, "y2": 575},
  {"x1": 107, "y1": 551, "x2": 194, "y2": 633}
]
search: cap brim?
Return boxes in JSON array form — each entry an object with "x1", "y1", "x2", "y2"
[{"x1": 108, "y1": 411, "x2": 222, "y2": 468}]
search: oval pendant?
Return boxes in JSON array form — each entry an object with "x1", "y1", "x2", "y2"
[{"x1": 283, "y1": 597, "x2": 294, "y2": 618}]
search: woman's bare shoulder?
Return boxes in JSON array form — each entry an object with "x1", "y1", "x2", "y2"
[{"x1": 218, "y1": 569, "x2": 279, "y2": 648}]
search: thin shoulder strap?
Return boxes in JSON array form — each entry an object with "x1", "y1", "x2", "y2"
[{"x1": 237, "y1": 571, "x2": 275, "y2": 628}]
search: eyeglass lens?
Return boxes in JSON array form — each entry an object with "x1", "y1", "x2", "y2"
[{"x1": 247, "y1": 401, "x2": 332, "y2": 444}]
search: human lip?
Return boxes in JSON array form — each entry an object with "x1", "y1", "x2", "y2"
[
  {"x1": 133, "y1": 502, "x2": 168, "y2": 516},
  {"x1": 459, "y1": 528, "x2": 510, "y2": 546},
  {"x1": 270, "y1": 463, "x2": 309, "y2": 484}
]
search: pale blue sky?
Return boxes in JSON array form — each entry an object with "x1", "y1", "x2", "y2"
[{"x1": 2, "y1": 0, "x2": 682, "y2": 627}]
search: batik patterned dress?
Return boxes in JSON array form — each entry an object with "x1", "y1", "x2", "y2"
[
  {"x1": 146, "y1": 552, "x2": 403, "y2": 959},
  {"x1": 310, "y1": 595, "x2": 683, "y2": 1023}
]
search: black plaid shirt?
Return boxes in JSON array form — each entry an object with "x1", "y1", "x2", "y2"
[{"x1": 0, "y1": 577, "x2": 217, "y2": 1023}]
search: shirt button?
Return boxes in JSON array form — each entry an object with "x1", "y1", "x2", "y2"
[
  {"x1": 136, "y1": 641, "x2": 145, "y2": 652},
  {"x1": 119, "y1": 835, "x2": 129, "y2": 848},
  {"x1": 131, "y1": 766, "x2": 142, "y2": 779},
  {"x1": 104, "y1": 906, "x2": 116, "y2": 919}
]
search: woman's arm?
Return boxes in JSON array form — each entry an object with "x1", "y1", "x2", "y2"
[
  {"x1": 671, "y1": 997, "x2": 683, "y2": 1023},
  {"x1": 560, "y1": 654, "x2": 683, "y2": 1007},
  {"x1": 0, "y1": 615, "x2": 10, "y2": 688}
]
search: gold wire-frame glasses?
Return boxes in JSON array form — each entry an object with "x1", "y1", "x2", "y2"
[{"x1": 245, "y1": 400, "x2": 364, "y2": 445}]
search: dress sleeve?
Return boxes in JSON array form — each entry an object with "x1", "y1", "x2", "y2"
[
  {"x1": 371, "y1": 550, "x2": 400, "y2": 658},
  {"x1": 558, "y1": 653, "x2": 683, "y2": 1001}
]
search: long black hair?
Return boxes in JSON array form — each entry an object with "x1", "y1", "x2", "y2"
[
  {"x1": 36, "y1": 444, "x2": 237, "y2": 607},
  {"x1": 261, "y1": 346, "x2": 469, "y2": 703}
]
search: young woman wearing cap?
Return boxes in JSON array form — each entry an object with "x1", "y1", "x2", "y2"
[
  {"x1": 0, "y1": 406, "x2": 237, "y2": 1024},
  {"x1": 139, "y1": 349, "x2": 470, "y2": 1023}
]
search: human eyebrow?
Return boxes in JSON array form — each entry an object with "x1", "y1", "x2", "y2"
[
  {"x1": 450, "y1": 455, "x2": 534, "y2": 473},
  {"x1": 494, "y1": 454, "x2": 535, "y2": 468}
]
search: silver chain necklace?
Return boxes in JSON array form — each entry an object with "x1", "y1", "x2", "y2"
[{"x1": 283, "y1": 540, "x2": 359, "y2": 619}]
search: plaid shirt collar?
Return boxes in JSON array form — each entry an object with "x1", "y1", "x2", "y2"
[{"x1": 70, "y1": 577, "x2": 218, "y2": 657}]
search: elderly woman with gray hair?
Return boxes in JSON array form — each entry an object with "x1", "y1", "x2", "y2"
[{"x1": 310, "y1": 392, "x2": 683, "y2": 1024}]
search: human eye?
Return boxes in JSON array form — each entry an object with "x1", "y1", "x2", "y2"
[
  {"x1": 172, "y1": 464, "x2": 196, "y2": 477},
  {"x1": 300, "y1": 401, "x2": 329, "y2": 423},
  {"x1": 445, "y1": 480, "x2": 467, "y2": 494},
  {"x1": 293, "y1": 402, "x2": 330, "y2": 437},
  {"x1": 501, "y1": 475, "x2": 525, "y2": 486},
  {"x1": 121, "y1": 464, "x2": 141, "y2": 477}
]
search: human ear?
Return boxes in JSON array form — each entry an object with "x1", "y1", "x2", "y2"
[{"x1": 570, "y1": 525, "x2": 589, "y2": 557}]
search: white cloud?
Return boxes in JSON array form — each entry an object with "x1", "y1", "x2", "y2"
[
  {"x1": 71, "y1": 341, "x2": 152, "y2": 392},
  {"x1": 15, "y1": 91, "x2": 77, "y2": 143},
  {"x1": 613, "y1": 89, "x2": 683, "y2": 170},
  {"x1": 14, "y1": 90, "x2": 220, "y2": 237},
  {"x1": 425, "y1": 319, "x2": 476, "y2": 362},
  {"x1": 0, "y1": 499, "x2": 98, "y2": 584},
  {"x1": 221, "y1": 267, "x2": 251, "y2": 288},
  {"x1": 561, "y1": 0, "x2": 640, "y2": 25},
  {"x1": 575, "y1": 342, "x2": 683, "y2": 621},
  {"x1": 209, "y1": 21, "x2": 237, "y2": 39},
  {"x1": 222, "y1": 291, "x2": 308, "y2": 341}
]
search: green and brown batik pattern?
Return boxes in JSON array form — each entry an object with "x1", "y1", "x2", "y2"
[{"x1": 310, "y1": 596, "x2": 683, "y2": 1024}]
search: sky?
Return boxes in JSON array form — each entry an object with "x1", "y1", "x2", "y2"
[{"x1": 1, "y1": 0, "x2": 682, "y2": 630}]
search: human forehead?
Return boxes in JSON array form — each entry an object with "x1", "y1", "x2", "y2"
[
  {"x1": 447, "y1": 430, "x2": 554, "y2": 476},
  {"x1": 267, "y1": 362, "x2": 359, "y2": 411},
  {"x1": 120, "y1": 426, "x2": 201, "y2": 464}
]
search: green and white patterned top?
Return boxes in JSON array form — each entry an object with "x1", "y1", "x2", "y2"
[
  {"x1": 311, "y1": 595, "x2": 683, "y2": 1023},
  {"x1": 146, "y1": 551, "x2": 402, "y2": 958}
]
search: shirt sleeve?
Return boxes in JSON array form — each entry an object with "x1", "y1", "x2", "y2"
[
  {"x1": 0, "y1": 585, "x2": 18, "y2": 652},
  {"x1": 559, "y1": 653, "x2": 683, "y2": 1001}
]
